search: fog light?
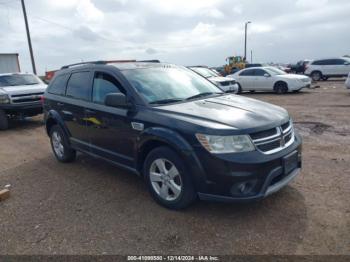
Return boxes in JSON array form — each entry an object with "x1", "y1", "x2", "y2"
[{"x1": 230, "y1": 180, "x2": 257, "y2": 196}]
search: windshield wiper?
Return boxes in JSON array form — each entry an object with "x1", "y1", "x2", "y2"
[
  {"x1": 149, "y1": 98, "x2": 184, "y2": 105},
  {"x1": 25, "y1": 83, "x2": 38, "y2": 85},
  {"x1": 186, "y1": 92, "x2": 222, "y2": 101}
]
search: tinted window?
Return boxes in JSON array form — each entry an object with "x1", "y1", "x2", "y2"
[
  {"x1": 312, "y1": 60, "x2": 326, "y2": 65},
  {"x1": 48, "y1": 74, "x2": 69, "y2": 95},
  {"x1": 239, "y1": 69, "x2": 255, "y2": 76},
  {"x1": 254, "y1": 69, "x2": 267, "y2": 76},
  {"x1": 66, "y1": 72, "x2": 92, "y2": 101},
  {"x1": 92, "y1": 72, "x2": 124, "y2": 104},
  {"x1": 330, "y1": 59, "x2": 346, "y2": 65}
]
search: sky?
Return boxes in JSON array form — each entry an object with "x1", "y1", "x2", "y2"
[{"x1": 0, "y1": 0, "x2": 349, "y2": 75}]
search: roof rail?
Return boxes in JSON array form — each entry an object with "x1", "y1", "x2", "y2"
[
  {"x1": 60, "y1": 59, "x2": 160, "y2": 69},
  {"x1": 61, "y1": 61, "x2": 106, "y2": 69}
]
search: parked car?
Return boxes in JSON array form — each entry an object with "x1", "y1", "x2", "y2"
[
  {"x1": 304, "y1": 57, "x2": 350, "y2": 81},
  {"x1": 346, "y1": 72, "x2": 350, "y2": 89},
  {"x1": 189, "y1": 66, "x2": 239, "y2": 93},
  {"x1": 44, "y1": 61, "x2": 302, "y2": 209},
  {"x1": 245, "y1": 63, "x2": 267, "y2": 68},
  {"x1": 228, "y1": 67, "x2": 311, "y2": 94},
  {"x1": 0, "y1": 73, "x2": 47, "y2": 130},
  {"x1": 289, "y1": 60, "x2": 310, "y2": 74}
]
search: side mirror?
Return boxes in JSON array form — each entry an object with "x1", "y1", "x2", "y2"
[
  {"x1": 264, "y1": 73, "x2": 270, "y2": 77},
  {"x1": 104, "y1": 93, "x2": 131, "y2": 109}
]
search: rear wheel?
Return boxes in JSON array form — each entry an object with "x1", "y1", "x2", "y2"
[
  {"x1": 311, "y1": 71, "x2": 322, "y2": 81},
  {"x1": 0, "y1": 110, "x2": 9, "y2": 130},
  {"x1": 50, "y1": 125, "x2": 76, "y2": 162},
  {"x1": 144, "y1": 146, "x2": 197, "y2": 209},
  {"x1": 274, "y1": 82, "x2": 288, "y2": 94}
]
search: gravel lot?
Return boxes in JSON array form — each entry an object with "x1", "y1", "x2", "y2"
[{"x1": 0, "y1": 80, "x2": 349, "y2": 255}]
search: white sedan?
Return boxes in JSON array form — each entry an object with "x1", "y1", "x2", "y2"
[{"x1": 227, "y1": 67, "x2": 312, "y2": 94}]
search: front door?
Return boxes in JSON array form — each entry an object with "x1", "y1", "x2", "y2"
[{"x1": 85, "y1": 71, "x2": 136, "y2": 168}]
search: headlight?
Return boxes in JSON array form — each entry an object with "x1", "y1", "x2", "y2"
[
  {"x1": 196, "y1": 134, "x2": 255, "y2": 153},
  {"x1": 0, "y1": 94, "x2": 10, "y2": 104}
]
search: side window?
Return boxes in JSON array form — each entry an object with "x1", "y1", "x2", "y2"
[
  {"x1": 240, "y1": 69, "x2": 255, "y2": 76},
  {"x1": 254, "y1": 69, "x2": 266, "y2": 76},
  {"x1": 92, "y1": 72, "x2": 124, "y2": 104},
  {"x1": 48, "y1": 74, "x2": 69, "y2": 95},
  {"x1": 66, "y1": 71, "x2": 92, "y2": 101},
  {"x1": 332, "y1": 59, "x2": 346, "y2": 65},
  {"x1": 312, "y1": 60, "x2": 324, "y2": 65}
]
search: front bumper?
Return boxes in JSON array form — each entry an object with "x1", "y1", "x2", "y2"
[
  {"x1": 193, "y1": 133, "x2": 302, "y2": 202},
  {"x1": 1, "y1": 102, "x2": 43, "y2": 116}
]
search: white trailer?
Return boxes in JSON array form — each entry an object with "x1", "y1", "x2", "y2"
[{"x1": 0, "y1": 53, "x2": 20, "y2": 73}]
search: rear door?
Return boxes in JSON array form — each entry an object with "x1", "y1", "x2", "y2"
[
  {"x1": 63, "y1": 71, "x2": 93, "y2": 151},
  {"x1": 85, "y1": 70, "x2": 136, "y2": 168},
  {"x1": 236, "y1": 69, "x2": 255, "y2": 90}
]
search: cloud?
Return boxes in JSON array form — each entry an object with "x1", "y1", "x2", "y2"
[
  {"x1": 145, "y1": 48, "x2": 158, "y2": 55},
  {"x1": 73, "y1": 26, "x2": 99, "y2": 41},
  {"x1": 0, "y1": 0, "x2": 349, "y2": 74},
  {"x1": 76, "y1": 0, "x2": 104, "y2": 22}
]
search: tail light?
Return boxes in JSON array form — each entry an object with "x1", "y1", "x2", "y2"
[{"x1": 40, "y1": 95, "x2": 45, "y2": 105}]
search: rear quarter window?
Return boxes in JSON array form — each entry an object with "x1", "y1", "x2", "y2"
[
  {"x1": 66, "y1": 71, "x2": 92, "y2": 101},
  {"x1": 47, "y1": 74, "x2": 69, "y2": 95}
]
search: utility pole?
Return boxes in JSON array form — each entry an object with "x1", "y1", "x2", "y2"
[
  {"x1": 251, "y1": 50, "x2": 253, "y2": 63},
  {"x1": 244, "y1": 21, "x2": 251, "y2": 62},
  {"x1": 21, "y1": 0, "x2": 37, "y2": 74}
]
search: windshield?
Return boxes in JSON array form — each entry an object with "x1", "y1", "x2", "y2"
[
  {"x1": 190, "y1": 67, "x2": 219, "y2": 78},
  {"x1": 122, "y1": 66, "x2": 223, "y2": 104},
  {"x1": 0, "y1": 74, "x2": 41, "y2": 87},
  {"x1": 264, "y1": 67, "x2": 287, "y2": 75}
]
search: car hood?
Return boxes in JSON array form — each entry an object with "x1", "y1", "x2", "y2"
[
  {"x1": 0, "y1": 84, "x2": 47, "y2": 96},
  {"x1": 208, "y1": 76, "x2": 235, "y2": 82},
  {"x1": 277, "y1": 74, "x2": 310, "y2": 80},
  {"x1": 155, "y1": 94, "x2": 289, "y2": 132}
]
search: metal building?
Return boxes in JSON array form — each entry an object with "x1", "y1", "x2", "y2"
[{"x1": 0, "y1": 53, "x2": 21, "y2": 73}]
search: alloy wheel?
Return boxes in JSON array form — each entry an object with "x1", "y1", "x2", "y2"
[
  {"x1": 52, "y1": 131, "x2": 64, "y2": 158},
  {"x1": 149, "y1": 158, "x2": 182, "y2": 201}
]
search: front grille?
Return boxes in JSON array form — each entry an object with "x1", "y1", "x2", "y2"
[
  {"x1": 10, "y1": 92, "x2": 44, "y2": 104},
  {"x1": 250, "y1": 120, "x2": 295, "y2": 154}
]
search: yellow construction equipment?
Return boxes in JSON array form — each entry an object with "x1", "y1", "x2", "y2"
[{"x1": 224, "y1": 56, "x2": 246, "y2": 75}]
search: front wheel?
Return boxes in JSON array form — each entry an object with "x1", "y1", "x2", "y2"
[
  {"x1": 144, "y1": 146, "x2": 197, "y2": 209},
  {"x1": 0, "y1": 109, "x2": 9, "y2": 130},
  {"x1": 50, "y1": 125, "x2": 76, "y2": 163},
  {"x1": 274, "y1": 82, "x2": 288, "y2": 94}
]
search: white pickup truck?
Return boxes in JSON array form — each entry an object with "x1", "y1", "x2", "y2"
[{"x1": 0, "y1": 73, "x2": 47, "y2": 130}]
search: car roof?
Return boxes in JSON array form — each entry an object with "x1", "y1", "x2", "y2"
[{"x1": 58, "y1": 61, "x2": 177, "y2": 73}]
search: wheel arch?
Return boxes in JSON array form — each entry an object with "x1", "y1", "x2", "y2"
[
  {"x1": 136, "y1": 127, "x2": 206, "y2": 190},
  {"x1": 45, "y1": 110, "x2": 70, "y2": 138}
]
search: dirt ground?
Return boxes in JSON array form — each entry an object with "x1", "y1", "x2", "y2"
[{"x1": 0, "y1": 80, "x2": 349, "y2": 255}]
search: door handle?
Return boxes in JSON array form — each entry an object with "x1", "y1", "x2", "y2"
[{"x1": 57, "y1": 102, "x2": 64, "y2": 106}]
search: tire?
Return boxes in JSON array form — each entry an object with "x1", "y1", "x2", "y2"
[
  {"x1": 143, "y1": 146, "x2": 197, "y2": 209},
  {"x1": 49, "y1": 125, "x2": 76, "y2": 163},
  {"x1": 274, "y1": 81, "x2": 288, "y2": 94},
  {"x1": 237, "y1": 83, "x2": 242, "y2": 94},
  {"x1": 322, "y1": 76, "x2": 329, "y2": 81},
  {"x1": 311, "y1": 71, "x2": 322, "y2": 81},
  {"x1": 0, "y1": 109, "x2": 9, "y2": 130}
]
